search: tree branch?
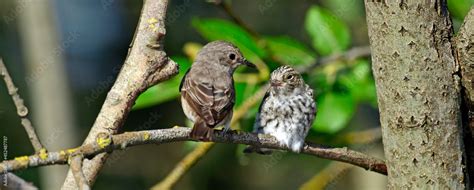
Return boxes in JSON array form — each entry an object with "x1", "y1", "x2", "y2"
[
  {"x1": 301, "y1": 126, "x2": 383, "y2": 189},
  {"x1": 300, "y1": 161, "x2": 353, "y2": 190},
  {"x1": 0, "y1": 127, "x2": 387, "y2": 176},
  {"x1": 153, "y1": 144, "x2": 212, "y2": 190},
  {"x1": 153, "y1": 86, "x2": 269, "y2": 189},
  {"x1": 210, "y1": 0, "x2": 259, "y2": 37},
  {"x1": 298, "y1": 46, "x2": 371, "y2": 72},
  {"x1": 151, "y1": 142, "x2": 214, "y2": 190},
  {"x1": 61, "y1": 0, "x2": 178, "y2": 189},
  {"x1": 0, "y1": 58, "x2": 44, "y2": 153},
  {"x1": 153, "y1": 5, "x2": 372, "y2": 186},
  {"x1": 335, "y1": 127, "x2": 382, "y2": 145},
  {"x1": 211, "y1": 0, "x2": 372, "y2": 73},
  {"x1": 153, "y1": 44, "x2": 372, "y2": 188},
  {"x1": 70, "y1": 154, "x2": 90, "y2": 190}
]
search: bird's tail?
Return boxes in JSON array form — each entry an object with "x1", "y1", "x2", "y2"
[
  {"x1": 190, "y1": 120, "x2": 213, "y2": 141},
  {"x1": 243, "y1": 145, "x2": 272, "y2": 155}
]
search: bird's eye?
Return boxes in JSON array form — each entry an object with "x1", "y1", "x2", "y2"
[
  {"x1": 286, "y1": 74, "x2": 294, "y2": 80},
  {"x1": 229, "y1": 53, "x2": 236, "y2": 60}
]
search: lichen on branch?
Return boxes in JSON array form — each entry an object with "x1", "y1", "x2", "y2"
[{"x1": 1, "y1": 127, "x2": 387, "y2": 176}]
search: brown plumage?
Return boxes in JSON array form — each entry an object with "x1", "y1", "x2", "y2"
[{"x1": 180, "y1": 41, "x2": 255, "y2": 141}]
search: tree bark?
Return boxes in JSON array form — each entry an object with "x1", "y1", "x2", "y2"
[
  {"x1": 365, "y1": 1, "x2": 467, "y2": 189},
  {"x1": 0, "y1": 127, "x2": 387, "y2": 175},
  {"x1": 455, "y1": 6, "x2": 474, "y2": 184},
  {"x1": 455, "y1": 7, "x2": 474, "y2": 119},
  {"x1": 61, "y1": 0, "x2": 178, "y2": 189},
  {"x1": 456, "y1": 7, "x2": 474, "y2": 134}
]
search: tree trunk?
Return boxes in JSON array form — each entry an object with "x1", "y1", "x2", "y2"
[
  {"x1": 455, "y1": 6, "x2": 474, "y2": 185},
  {"x1": 457, "y1": 8, "x2": 474, "y2": 131},
  {"x1": 364, "y1": 1, "x2": 467, "y2": 189}
]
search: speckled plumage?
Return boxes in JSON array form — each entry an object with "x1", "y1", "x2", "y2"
[
  {"x1": 246, "y1": 66, "x2": 316, "y2": 153},
  {"x1": 180, "y1": 41, "x2": 255, "y2": 141}
]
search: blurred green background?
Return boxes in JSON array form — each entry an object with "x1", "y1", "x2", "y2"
[{"x1": 0, "y1": 0, "x2": 472, "y2": 189}]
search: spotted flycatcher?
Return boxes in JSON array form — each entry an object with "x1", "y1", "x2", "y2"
[
  {"x1": 180, "y1": 41, "x2": 255, "y2": 141},
  {"x1": 245, "y1": 66, "x2": 316, "y2": 153}
]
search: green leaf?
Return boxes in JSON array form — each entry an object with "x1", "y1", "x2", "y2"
[
  {"x1": 304, "y1": 6, "x2": 351, "y2": 55},
  {"x1": 132, "y1": 56, "x2": 191, "y2": 110},
  {"x1": 313, "y1": 92, "x2": 355, "y2": 133},
  {"x1": 338, "y1": 59, "x2": 377, "y2": 106},
  {"x1": 448, "y1": 0, "x2": 474, "y2": 21},
  {"x1": 263, "y1": 36, "x2": 316, "y2": 65},
  {"x1": 323, "y1": 0, "x2": 364, "y2": 23},
  {"x1": 307, "y1": 68, "x2": 333, "y2": 97},
  {"x1": 234, "y1": 82, "x2": 258, "y2": 107},
  {"x1": 192, "y1": 18, "x2": 266, "y2": 60}
]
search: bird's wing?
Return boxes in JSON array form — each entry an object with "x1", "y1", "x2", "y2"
[
  {"x1": 179, "y1": 69, "x2": 191, "y2": 92},
  {"x1": 305, "y1": 84, "x2": 317, "y2": 118},
  {"x1": 212, "y1": 81, "x2": 235, "y2": 123},
  {"x1": 304, "y1": 84, "x2": 317, "y2": 134},
  {"x1": 181, "y1": 73, "x2": 234, "y2": 127},
  {"x1": 253, "y1": 90, "x2": 270, "y2": 133}
]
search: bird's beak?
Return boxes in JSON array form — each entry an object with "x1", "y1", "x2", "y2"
[
  {"x1": 243, "y1": 59, "x2": 256, "y2": 68},
  {"x1": 271, "y1": 80, "x2": 282, "y2": 87}
]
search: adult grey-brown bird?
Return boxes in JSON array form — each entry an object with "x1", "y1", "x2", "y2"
[
  {"x1": 180, "y1": 41, "x2": 255, "y2": 141},
  {"x1": 244, "y1": 66, "x2": 316, "y2": 154}
]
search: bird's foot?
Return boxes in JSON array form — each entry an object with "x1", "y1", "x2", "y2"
[{"x1": 214, "y1": 127, "x2": 240, "y2": 136}]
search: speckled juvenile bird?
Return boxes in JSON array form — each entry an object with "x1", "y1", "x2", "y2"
[
  {"x1": 245, "y1": 66, "x2": 316, "y2": 154},
  {"x1": 180, "y1": 41, "x2": 255, "y2": 141}
]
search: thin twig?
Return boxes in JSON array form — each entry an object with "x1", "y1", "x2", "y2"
[
  {"x1": 153, "y1": 144, "x2": 212, "y2": 190},
  {"x1": 0, "y1": 127, "x2": 387, "y2": 175},
  {"x1": 211, "y1": 0, "x2": 371, "y2": 73},
  {"x1": 335, "y1": 127, "x2": 382, "y2": 145},
  {"x1": 302, "y1": 128, "x2": 383, "y2": 189},
  {"x1": 300, "y1": 162, "x2": 353, "y2": 190},
  {"x1": 151, "y1": 142, "x2": 214, "y2": 190},
  {"x1": 298, "y1": 46, "x2": 372, "y2": 73},
  {"x1": 70, "y1": 154, "x2": 90, "y2": 190},
  {"x1": 210, "y1": 0, "x2": 259, "y2": 37},
  {"x1": 153, "y1": 86, "x2": 268, "y2": 189},
  {"x1": 0, "y1": 58, "x2": 44, "y2": 153}
]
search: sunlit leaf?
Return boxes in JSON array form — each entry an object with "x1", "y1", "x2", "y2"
[
  {"x1": 192, "y1": 18, "x2": 266, "y2": 60},
  {"x1": 234, "y1": 82, "x2": 258, "y2": 107},
  {"x1": 338, "y1": 59, "x2": 377, "y2": 106},
  {"x1": 263, "y1": 36, "x2": 316, "y2": 65},
  {"x1": 312, "y1": 92, "x2": 355, "y2": 133},
  {"x1": 132, "y1": 56, "x2": 191, "y2": 110},
  {"x1": 448, "y1": 0, "x2": 474, "y2": 21},
  {"x1": 183, "y1": 42, "x2": 203, "y2": 61},
  {"x1": 304, "y1": 6, "x2": 351, "y2": 55},
  {"x1": 306, "y1": 65, "x2": 335, "y2": 98},
  {"x1": 323, "y1": 0, "x2": 364, "y2": 23}
]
